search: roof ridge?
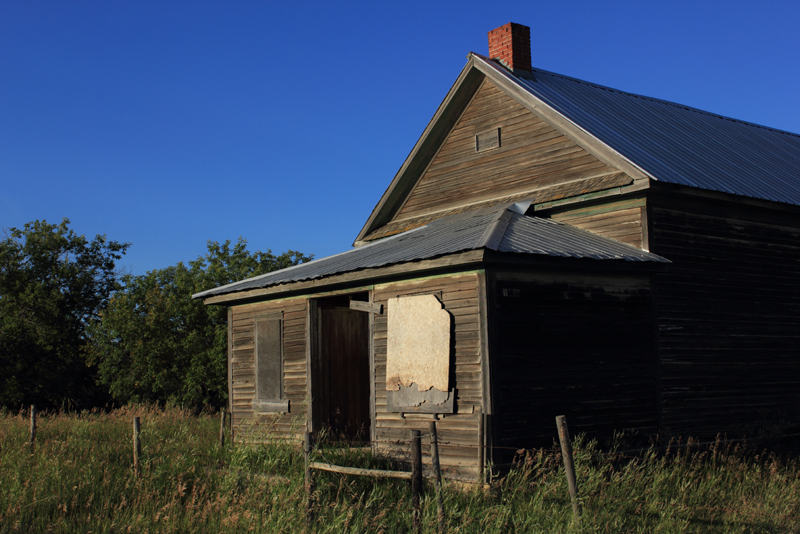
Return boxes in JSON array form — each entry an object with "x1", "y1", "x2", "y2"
[
  {"x1": 470, "y1": 52, "x2": 800, "y2": 139},
  {"x1": 527, "y1": 66, "x2": 800, "y2": 140}
]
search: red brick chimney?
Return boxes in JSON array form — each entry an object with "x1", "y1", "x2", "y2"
[{"x1": 488, "y1": 23, "x2": 531, "y2": 73}]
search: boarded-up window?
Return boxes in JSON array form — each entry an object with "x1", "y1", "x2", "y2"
[
  {"x1": 385, "y1": 295, "x2": 454, "y2": 413},
  {"x1": 254, "y1": 313, "x2": 288, "y2": 412}
]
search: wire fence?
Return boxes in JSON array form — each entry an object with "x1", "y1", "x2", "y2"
[{"x1": 298, "y1": 416, "x2": 800, "y2": 526}]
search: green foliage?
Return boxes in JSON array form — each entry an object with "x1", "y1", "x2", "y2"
[
  {"x1": 87, "y1": 239, "x2": 311, "y2": 409},
  {"x1": 0, "y1": 219, "x2": 129, "y2": 409}
]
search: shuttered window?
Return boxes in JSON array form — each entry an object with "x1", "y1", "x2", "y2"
[{"x1": 254, "y1": 313, "x2": 289, "y2": 412}]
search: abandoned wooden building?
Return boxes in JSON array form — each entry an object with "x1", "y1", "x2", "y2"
[{"x1": 195, "y1": 23, "x2": 800, "y2": 479}]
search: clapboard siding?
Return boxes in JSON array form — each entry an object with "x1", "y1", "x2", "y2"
[
  {"x1": 492, "y1": 270, "x2": 657, "y2": 458},
  {"x1": 648, "y1": 191, "x2": 800, "y2": 437},
  {"x1": 372, "y1": 273, "x2": 485, "y2": 480},
  {"x1": 549, "y1": 197, "x2": 647, "y2": 249},
  {"x1": 396, "y1": 80, "x2": 618, "y2": 220},
  {"x1": 230, "y1": 298, "x2": 307, "y2": 442}
]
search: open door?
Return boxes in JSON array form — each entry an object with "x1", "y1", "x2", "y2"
[{"x1": 313, "y1": 293, "x2": 371, "y2": 442}]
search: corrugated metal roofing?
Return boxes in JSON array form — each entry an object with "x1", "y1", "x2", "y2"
[
  {"x1": 194, "y1": 206, "x2": 668, "y2": 299},
  {"x1": 475, "y1": 55, "x2": 800, "y2": 207}
]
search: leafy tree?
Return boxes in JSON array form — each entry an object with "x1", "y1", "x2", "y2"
[
  {"x1": 0, "y1": 219, "x2": 129, "y2": 409},
  {"x1": 87, "y1": 239, "x2": 311, "y2": 409}
]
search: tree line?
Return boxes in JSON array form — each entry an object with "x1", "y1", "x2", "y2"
[{"x1": 0, "y1": 218, "x2": 311, "y2": 411}]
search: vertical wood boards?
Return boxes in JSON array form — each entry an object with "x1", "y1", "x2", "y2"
[
  {"x1": 493, "y1": 269, "x2": 658, "y2": 459},
  {"x1": 372, "y1": 273, "x2": 485, "y2": 481},
  {"x1": 396, "y1": 79, "x2": 619, "y2": 221},
  {"x1": 230, "y1": 298, "x2": 308, "y2": 442},
  {"x1": 648, "y1": 191, "x2": 800, "y2": 438},
  {"x1": 549, "y1": 197, "x2": 647, "y2": 249}
]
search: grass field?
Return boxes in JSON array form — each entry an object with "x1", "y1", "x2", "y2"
[{"x1": 1, "y1": 406, "x2": 799, "y2": 533}]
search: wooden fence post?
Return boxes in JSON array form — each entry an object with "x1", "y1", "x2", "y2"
[
  {"x1": 133, "y1": 417, "x2": 142, "y2": 475},
  {"x1": 304, "y1": 432, "x2": 315, "y2": 532},
  {"x1": 555, "y1": 415, "x2": 581, "y2": 521},
  {"x1": 411, "y1": 430, "x2": 422, "y2": 534},
  {"x1": 29, "y1": 405, "x2": 36, "y2": 450},
  {"x1": 429, "y1": 421, "x2": 445, "y2": 534},
  {"x1": 219, "y1": 408, "x2": 227, "y2": 450}
]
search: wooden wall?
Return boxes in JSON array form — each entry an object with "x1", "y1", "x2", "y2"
[
  {"x1": 649, "y1": 190, "x2": 800, "y2": 438},
  {"x1": 491, "y1": 269, "x2": 658, "y2": 459},
  {"x1": 226, "y1": 273, "x2": 487, "y2": 480},
  {"x1": 549, "y1": 196, "x2": 647, "y2": 249},
  {"x1": 372, "y1": 273, "x2": 485, "y2": 481},
  {"x1": 229, "y1": 297, "x2": 308, "y2": 441},
  {"x1": 396, "y1": 79, "x2": 619, "y2": 221}
]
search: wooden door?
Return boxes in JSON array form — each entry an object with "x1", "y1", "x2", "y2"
[{"x1": 319, "y1": 307, "x2": 370, "y2": 441}]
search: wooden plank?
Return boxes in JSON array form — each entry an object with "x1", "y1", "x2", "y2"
[
  {"x1": 310, "y1": 462, "x2": 412, "y2": 480},
  {"x1": 350, "y1": 300, "x2": 383, "y2": 314}
]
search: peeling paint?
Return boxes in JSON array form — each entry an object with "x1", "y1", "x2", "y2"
[{"x1": 391, "y1": 383, "x2": 450, "y2": 406}]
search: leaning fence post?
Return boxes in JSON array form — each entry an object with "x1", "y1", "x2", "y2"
[
  {"x1": 410, "y1": 430, "x2": 422, "y2": 534},
  {"x1": 304, "y1": 432, "x2": 315, "y2": 532},
  {"x1": 133, "y1": 417, "x2": 142, "y2": 475},
  {"x1": 555, "y1": 415, "x2": 581, "y2": 521},
  {"x1": 219, "y1": 408, "x2": 227, "y2": 450},
  {"x1": 429, "y1": 421, "x2": 445, "y2": 534},
  {"x1": 29, "y1": 405, "x2": 36, "y2": 450}
]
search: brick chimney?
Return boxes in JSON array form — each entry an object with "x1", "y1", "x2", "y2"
[{"x1": 488, "y1": 23, "x2": 531, "y2": 73}]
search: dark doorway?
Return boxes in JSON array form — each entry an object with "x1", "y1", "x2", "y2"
[{"x1": 315, "y1": 293, "x2": 371, "y2": 442}]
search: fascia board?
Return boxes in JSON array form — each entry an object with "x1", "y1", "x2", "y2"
[
  {"x1": 353, "y1": 57, "x2": 486, "y2": 246},
  {"x1": 470, "y1": 54, "x2": 653, "y2": 185},
  {"x1": 201, "y1": 249, "x2": 486, "y2": 306}
]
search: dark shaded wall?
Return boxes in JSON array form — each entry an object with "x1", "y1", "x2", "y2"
[
  {"x1": 649, "y1": 189, "x2": 800, "y2": 438},
  {"x1": 490, "y1": 268, "x2": 658, "y2": 459}
]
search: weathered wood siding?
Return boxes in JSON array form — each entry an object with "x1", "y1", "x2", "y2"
[
  {"x1": 372, "y1": 273, "x2": 485, "y2": 481},
  {"x1": 649, "y1": 191, "x2": 800, "y2": 437},
  {"x1": 549, "y1": 197, "x2": 647, "y2": 249},
  {"x1": 397, "y1": 79, "x2": 622, "y2": 220},
  {"x1": 492, "y1": 270, "x2": 658, "y2": 457},
  {"x1": 230, "y1": 298, "x2": 307, "y2": 441}
]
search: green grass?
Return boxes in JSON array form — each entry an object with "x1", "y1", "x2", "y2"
[{"x1": 1, "y1": 407, "x2": 799, "y2": 533}]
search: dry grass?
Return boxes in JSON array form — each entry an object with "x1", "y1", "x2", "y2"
[{"x1": 1, "y1": 407, "x2": 799, "y2": 533}]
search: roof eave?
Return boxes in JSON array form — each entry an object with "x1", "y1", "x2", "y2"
[
  {"x1": 200, "y1": 249, "x2": 487, "y2": 306},
  {"x1": 353, "y1": 55, "x2": 487, "y2": 246}
]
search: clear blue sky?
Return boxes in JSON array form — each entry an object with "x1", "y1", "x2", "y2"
[{"x1": 2, "y1": 1, "x2": 799, "y2": 275}]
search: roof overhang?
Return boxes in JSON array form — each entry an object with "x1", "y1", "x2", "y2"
[{"x1": 197, "y1": 204, "x2": 669, "y2": 306}]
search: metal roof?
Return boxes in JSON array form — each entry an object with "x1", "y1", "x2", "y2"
[
  {"x1": 475, "y1": 55, "x2": 800, "y2": 207},
  {"x1": 194, "y1": 206, "x2": 668, "y2": 299}
]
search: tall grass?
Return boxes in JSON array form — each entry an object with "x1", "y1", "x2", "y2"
[{"x1": 1, "y1": 407, "x2": 799, "y2": 533}]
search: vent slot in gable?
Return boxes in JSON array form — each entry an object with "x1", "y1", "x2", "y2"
[{"x1": 476, "y1": 128, "x2": 501, "y2": 152}]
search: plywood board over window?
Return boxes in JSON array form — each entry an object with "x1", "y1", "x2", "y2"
[
  {"x1": 386, "y1": 295, "x2": 454, "y2": 413},
  {"x1": 254, "y1": 311, "x2": 289, "y2": 413}
]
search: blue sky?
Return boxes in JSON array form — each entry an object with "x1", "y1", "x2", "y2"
[{"x1": 2, "y1": 1, "x2": 799, "y2": 275}]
